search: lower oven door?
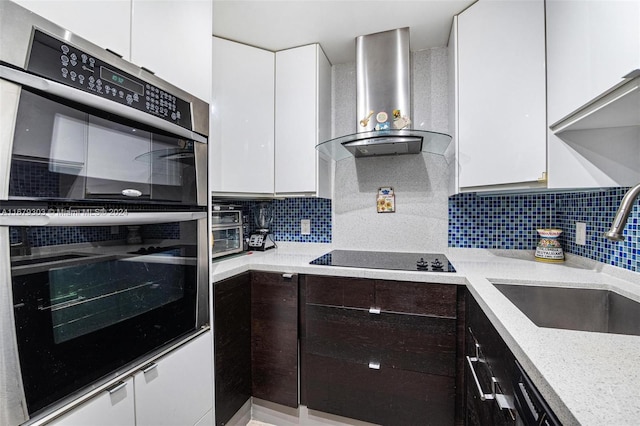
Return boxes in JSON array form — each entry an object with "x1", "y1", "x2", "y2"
[{"x1": 0, "y1": 211, "x2": 208, "y2": 420}]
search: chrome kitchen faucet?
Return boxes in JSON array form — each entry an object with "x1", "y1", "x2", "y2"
[{"x1": 605, "y1": 183, "x2": 640, "y2": 241}]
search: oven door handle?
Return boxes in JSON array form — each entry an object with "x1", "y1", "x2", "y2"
[
  {"x1": 0, "y1": 65, "x2": 206, "y2": 144},
  {"x1": 0, "y1": 211, "x2": 206, "y2": 226}
]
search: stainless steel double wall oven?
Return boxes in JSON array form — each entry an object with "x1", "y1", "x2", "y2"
[{"x1": 0, "y1": 3, "x2": 209, "y2": 425}]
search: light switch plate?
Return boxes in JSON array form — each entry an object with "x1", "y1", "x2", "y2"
[
  {"x1": 576, "y1": 222, "x2": 586, "y2": 245},
  {"x1": 301, "y1": 219, "x2": 311, "y2": 235}
]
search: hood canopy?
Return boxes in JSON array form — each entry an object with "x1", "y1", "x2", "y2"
[
  {"x1": 317, "y1": 129, "x2": 452, "y2": 160},
  {"x1": 317, "y1": 27, "x2": 451, "y2": 160}
]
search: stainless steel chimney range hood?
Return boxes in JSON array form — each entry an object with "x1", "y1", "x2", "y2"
[{"x1": 316, "y1": 27, "x2": 451, "y2": 160}]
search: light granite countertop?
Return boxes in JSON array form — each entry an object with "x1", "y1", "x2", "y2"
[{"x1": 211, "y1": 243, "x2": 640, "y2": 426}]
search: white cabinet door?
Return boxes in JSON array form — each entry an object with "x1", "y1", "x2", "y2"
[
  {"x1": 211, "y1": 37, "x2": 275, "y2": 195},
  {"x1": 546, "y1": 0, "x2": 640, "y2": 125},
  {"x1": 546, "y1": 0, "x2": 640, "y2": 188},
  {"x1": 274, "y1": 44, "x2": 331, "y2": 198},
  {"x1": 11, "y1": 0, "x2": 131, "y2": 59},
  {"x1": 130, "y1": 0, "x2": 212, "y2": 101},
  {"x1": 457, "y1": 0, "x2": 546, "y2": 190},
  {"x1": 134, "y1": 332, "x2": 213, "y2": 426},
  {"x1": 47, "y1": 378, "x2": 135, "y2": 426}
]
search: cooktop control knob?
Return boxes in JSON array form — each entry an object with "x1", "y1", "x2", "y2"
[
  {"x1": 431, "y1": 258, "x2": 444, "y2": 270},
  {"x1": 416, "y1": 257, "x2": 429, "y2": 270}
]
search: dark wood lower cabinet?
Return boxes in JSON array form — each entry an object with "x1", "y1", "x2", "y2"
[
  {"x1": 215, "y1": 272, "x2": 468, "y2": 425},
  {"x1": 302, "y1": 275, "x2": 465, "y2": 426},
  {"x1": 251, "y1": 271, "x2": 299, "y2": 408},
  {"x1": 214, "y1": 273, "x2": 251, "y2": 426}
]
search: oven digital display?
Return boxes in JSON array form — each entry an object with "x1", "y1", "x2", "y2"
[{"x1": 100, "y1": 66, "x2": 144, "y2": 95}]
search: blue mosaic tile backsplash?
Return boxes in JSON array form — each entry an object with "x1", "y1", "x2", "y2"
[
  {"x1": 237, "y1": 198, "x2": 332, "y2": 244},
  {"x1": 448, "y1": 188, "x2": 640, "y2": 272}
]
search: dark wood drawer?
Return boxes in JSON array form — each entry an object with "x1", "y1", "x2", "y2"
[
  {"x1": 305, "y1": 275, "x2": 374, "y2": 308},
  {"x1": 305, "y1": 305, "x2": 456, "y2": 376},
  {"x1": 375, "y1": 280, "x2": 457, "y2": 317},
  {"x1": 305, "y1": 353, "x2": 455, "y2": 426},
  {"x1": 305, "y1": 275, "x2": 457, "y2": 317}
]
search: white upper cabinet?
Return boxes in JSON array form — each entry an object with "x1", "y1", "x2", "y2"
[
  {"x1": 275, "y1": 44, "x2": 332, "y2": 198},
  {"x1": 546, "y1": 0, "x2": 640, "y2": 125},
  {"x1": 211, "y1": 37, "x2": 275, "y2": 196},
  {"x1": 546, "y1": 0, "x2": 640, "y2": 188},
  {"x1": 130, "y1": 0, "x2": 212, "y2": 102},
  {"x1": 11, "y1": 0, "x2": 131, "y2": 59},
  {"x1": 455, "y1": 0, "x2": 547, "y2": 191}
]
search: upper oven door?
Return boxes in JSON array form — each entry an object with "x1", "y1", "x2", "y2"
[{"x1": 0, "y1": 29, "x2": 208, "y2": 207}]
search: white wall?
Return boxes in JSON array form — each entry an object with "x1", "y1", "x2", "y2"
[{"x1": 331, "y1": 48, "x2": 452, "y2": 252}]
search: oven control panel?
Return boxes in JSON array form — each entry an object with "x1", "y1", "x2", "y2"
[{"x1": 26, "y1": 29, "x2": 192, "y2": 131}]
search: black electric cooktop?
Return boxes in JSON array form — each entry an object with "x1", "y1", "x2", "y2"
[{"x1": 310, "y1": 250, "x2": 456, "y2": 273}]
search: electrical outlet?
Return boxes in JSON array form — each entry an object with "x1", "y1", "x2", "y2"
[
  {"x1": 576, "y1": 222, "x2": 586, "y2": 245},
  {"x1": 301, "y1": 219, "x2": 311, "y2": 235}
]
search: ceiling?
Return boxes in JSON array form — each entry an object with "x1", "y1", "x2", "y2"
[{"x1": 212, "y1": 1, "x2": 476, "y2": 65}]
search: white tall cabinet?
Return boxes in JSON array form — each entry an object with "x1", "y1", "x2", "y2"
[
  {"x1": 454, "y1": 0, "x2": 547, "y2": 192},
  {"x1": 133, "y1": 332, "x2": 214, "y2": 426},
  {"x1": 546, "y1": 0, "x2": 640, "y2": 188},
  {"x1": 211, "y1": 37, "x2": 275, "y2": 196},
  {"x1": 130, "y1": 0, "x2": 212, "y2": 102},
  {"x1": 11, "y1": 0, "x2": 212, "y2": 102},
  {"x1": 47, "y1": 378, "x2": 136, "y2": 426},
  {"x1": 275, "y1": 44, "x2": 332, "y2": 198},
  {"x1": 10, "y1": 0, "x2": 132, "y2": 59},
  {"x1": 47, "y1": 332, "x2": 213, "y2": 426}
]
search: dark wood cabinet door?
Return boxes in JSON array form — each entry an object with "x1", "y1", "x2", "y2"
[
  {"x1": 465, "y1": 295, "x2": 516, "y2": 426},
  {"x1": 214, "y1": 273, "x2": 251, "y2": 426},
  {"x1": 251, "y1": 271, "x2": 298, "y2": 408}
]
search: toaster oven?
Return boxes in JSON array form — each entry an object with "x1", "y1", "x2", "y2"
[{"x1": 211, "y1": 206, "x2": 243, "y2": 259}]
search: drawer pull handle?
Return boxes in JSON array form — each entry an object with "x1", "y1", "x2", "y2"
[
  {"x1": 368, "y1": 361, "x2": 381, "y2": 370},
  {"x1": 466, "y1": 356, "x2": 516, "y2": 417},
  {"x1": 141, "y1": 362, "x2": 158, "y2": 374},
  {"x1": 466, "y1": 355, "x2": 494, "y2": 402},
  {"x1": 282, "y1": 273, "x2": 293, "y2": 279},
  {"x1": 106, "y1": 381, "x2": 127, "y2": 395},
  {"x1": 368, "y1": 307, "x2": 381, "y2": 314}
]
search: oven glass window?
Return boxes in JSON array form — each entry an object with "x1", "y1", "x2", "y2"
[
  {"x1": 48, "y1": 253, "x2": 187, "y2": 344},
  {"x1": 8, "y1": 89, "x2": 198, "y2": 204},
  {"x1": 10, "y1": 220, "x2": 200, "y2": 414}
]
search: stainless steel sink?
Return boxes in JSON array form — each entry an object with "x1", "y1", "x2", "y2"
[{"x1": 493, "y1": 283, "x2": 640, "y2": 336}]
